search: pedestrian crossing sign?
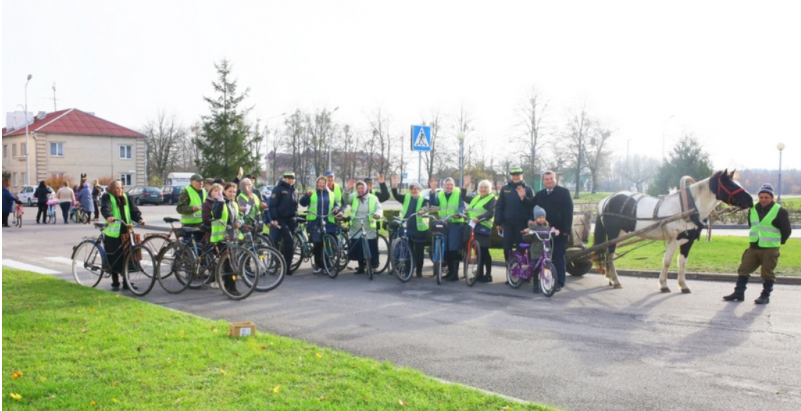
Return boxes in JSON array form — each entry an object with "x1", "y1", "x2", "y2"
[{"x1": 411, "y1": 125, "x2": 431, "y2": 152}]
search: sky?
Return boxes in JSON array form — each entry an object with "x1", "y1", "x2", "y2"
[{"x1": 3, "y1": 0, "x2": 800, "y2": 178}]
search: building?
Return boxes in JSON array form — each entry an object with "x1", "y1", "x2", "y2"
[{"x1": 2, "y1": 108, "x2": 146, "y2": 189}]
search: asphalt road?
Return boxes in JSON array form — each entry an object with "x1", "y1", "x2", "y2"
[{"x1": 3, "y1": 206, "x2": 800, "y2": 411}]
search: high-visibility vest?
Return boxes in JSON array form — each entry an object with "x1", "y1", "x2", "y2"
[
  {"x1": 211, "y1": 201, "x2": 243, "y2": 243},
  {"x1": 437, "y1": 188, "x2": 463, "y2": 223},
  {"x1": 103, "y1": 195, "x2": 131, "y2": 238},
  {"x1": 237, "y1": 192, "x2": 260, "y2": 220},
  {"x1": 328, "y1": 183, "x2": 343, "y2": 204},
  {"x1": 181, "y1": 187, "x2": 207, "y2": 225},
  {"x1": 749, "y1": 204, "x2": 782, "y2": 248},
  {"x1": 350, "y1": 194, "x2": 378, "y2": 229},
  {"x1": 307, "y1": 190, "x2": 336, "y2": 224},
  {"x1": 401, "y1": 194, "x2": 429, "y2": 232},
  {"x1": 467, "y1": 195, "x2": 494, "y2": 229}
]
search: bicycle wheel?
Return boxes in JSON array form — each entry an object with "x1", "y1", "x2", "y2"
[
  {"x1": 363, "y1": 238, "x2": 374, "y2": 281},
  {"x1": 322, "y1": 234, "x2": 340, "y2": 279},
  {"x1": 539, "y1": 261, "x2": 557, "y2": 297},
  {"x1": 140, "y1": 234, "x2": 170, "y2": 257},
  {"x1": 374, "y1": 234, "x2": 390, "y2": 274},
  {"x1": 288, "y1": 233, "x2": 303, "y2": 273},
  {"x1": 336, "y1": 233, "x2": 349, "y2": 271},
  {"x1": 156, "y1": 242, "x2": 195, "y2": 294},
  {"x1": 254, "y1": 233, "x2": 275, "y2": 248},
  {"x1": 464, "y1": 241, "x2": 480, "y2": 287},
  {"x1": 190, "y1": 243, "x2": 217, "y2": 289},
  {"x1": 506, "y1": 254, "x2": 524, "y2": 289},
  {"x1": 123, "y1": 245, "x2": 156, "y2": 296},
  {"x1": 434, "y1": 238, "x2": 443, "y2": 285},
  {"x1": 216, "y1": 247, "x2": 259, "y2": 300},
  {"x1": 391, "y1": 238, "x2": 413, "y2": 283},
  {"x1": 71, "y1": 240, "x2": 105, "y2": 287},
  {"x1": 244, "y1": 244, "x2": 286, "y2": 292}
]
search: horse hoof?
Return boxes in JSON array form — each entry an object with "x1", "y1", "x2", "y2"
[
  {"x1": 613, "y1": 284, "x2": 623, "y2": 289},
  {"x1": 660, "y1": 287, "x2": 671, "y2": 293},
  {"x1": 681, "y1": 288, "x2": 691, "y2": 294}
]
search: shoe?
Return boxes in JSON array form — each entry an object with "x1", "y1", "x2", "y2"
[
  {"x1": 754, "y1": 280, "x2": 773, "y2": 305},
  {"x1": 111, "y1": 284, "x2": 121, "y2": 291},
  {"x1": 416, "y1": 272, "x2": 422, "y2": 278},
  {"x1": 226, "y1": 287, "x2": 241, "y2": 296},
  {"x1": 723, "y1": 276, "x2": 748, "y2": 302},
  {"x1": 354, "y1": 267, "x2": 365, "y2": 274},
  {"x1": 446, "y1": 274, "x2": 459, "y2": 281},
  {"x1": 313, "y1": 268, "x2": 322, "y2": 275},
  {"x1": 122, "y1": 282, "x2": 137, "y2": 291},
  {"x1": 555, "y1": 285, "x2": 563, "y2": 292},
  {"x1": 479, "y1": 274, "x2": 493, "y2": 283},
  {"x1": 2, "y1": 224, "x2": 10, "y2": 227}
]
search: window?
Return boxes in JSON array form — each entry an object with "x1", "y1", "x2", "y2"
[
  {"x1": 12, "y1": 172, "x2": 17, "y2": 187},
  {"x1": 3, "y1": 144, "x2": 7, "y2": 158},
  {"x1": 21, "y1": 142, "x2": 26, "y2": 156},
  {"x1": 12, "y1": 144, "x2": 17, "y2": 158},
  {"x1": 51, "y1": 172, "x2": 65, "y2": 179},
  {"x1": 120, "y1": 145, "x2": 132, "y2": 159},
  {"x1": 50, "y1": 142, "x2": 63, "y2": 157},
  {"x1": 120, "y1": 174, "x2": 132, "y2": 186}
]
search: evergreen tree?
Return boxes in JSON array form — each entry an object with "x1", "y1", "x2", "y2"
[
  {"x1": 647, "y1": 134, "x2": 713, "y2": 195},
  {"x1": 194, "y1": 59, "x2": 262, "y2": 180}
]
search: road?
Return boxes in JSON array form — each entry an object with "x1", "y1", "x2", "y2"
[{"x1": 2, "y1": 205, "x2": 800, "y2": 411}]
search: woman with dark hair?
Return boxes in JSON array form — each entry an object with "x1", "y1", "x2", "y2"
[
  {"x1": 390, "y1": 176, "x2": 430, "y2": 278},
  {"x1": 92, "y1": 179, "x2": 102, "y2": 221},
  {"x1": 34, "y1": 181, "x2": 50, "y2": 224},
  {"x1": 100, "y1": 179, "x2": 146, "y2": 291}
]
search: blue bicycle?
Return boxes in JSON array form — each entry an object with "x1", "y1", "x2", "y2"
[
  {"x1": 389, "y1": 214, "x2": 421, "y2": 282},
  {"x1": 429, "y1": 216, "x2": 449, "y2": 285}
]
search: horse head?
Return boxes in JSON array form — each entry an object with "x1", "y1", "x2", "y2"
[{"x1": 708, "y1": 169, "x2": 753, "y2": 210}]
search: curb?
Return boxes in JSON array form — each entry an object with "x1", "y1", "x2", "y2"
[{"x1": 584, "y1": 268, "x2": 801, "y2": 284}]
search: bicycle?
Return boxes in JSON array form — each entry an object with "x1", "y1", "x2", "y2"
[
  {"x1": 71, "y1": 218, "x2": 157, "y2": 297},
  {"x1": 463, "y1": 216, "x2": 490, "y2": 287},
  {"x1": 347, "y1": 215, "x2": 386, "y2": 281},
  {"x1": 506, "y1": 229, "x2": 557, "y2": 297},
  {"x1": 13, "y1": 203, "x2": 23, "y2": 227},
  {"x1": 45, "y1": 198, "x2": 58, "y2": 224},
  {"x1": 333, "y1": 218, "x2": 351, "y2": 271},
  {"x1": 428, "y1": 216, "x2": 450, "y2": 285},
  {"x1": 238, "y1": 223, "x2": 287, "y2": 292},
  {"x1": 69, "y1": 204, "x2": 90, "y2": 224},
  {"x1": 305, "y1": 211, "x2": 342, "y2": 278},
  {"x1": 389, "y1": 214, "x2": 421, "y2": 282},
  {"x1": 214, "y1": 223, "x2": 261, "y2": 300},
  {"x1": 155, "y1": 225, "x2": 217, "y2": 294}
]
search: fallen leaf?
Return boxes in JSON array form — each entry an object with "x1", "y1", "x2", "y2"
[
  {"x1": 90, "y1": 400, "x2": 96, "y2": 405},
  {"x1": 116, "y1": 295, "x2": 120, "y2": 298},
  {"x1": 261, "y1": 346, "x2": 267, "y2": 350},
  {"x1": 273, "y1": 385, "x2": 280, "y2": 394},
  {"x1": 11, "y1": 370, "x2": 23, "y2": 379},
  {"x1": 82, "y1": 328, "x2": 88, "y2": 333},
  {"x1": 112, "y1": 381, "x2": 118, "y2": 386},
  {"x1": 318, "y1": 396, "x2": 327, "y2": 400},
  {"x1": 112, "y1": 398, "x2": 118, "y2": 403},
  {"x1": 89, "y1": 308, "x2": 95, "y2": 312},
  {"x1": 316, "y1": 353, "x2": 322, "y2": 358},
  {"x1": 49, "y1": 394, "x2": 56, "y2": 399},
  {"x1": 179, "y1": 330, "x2": 185, "y2": 336},
  {"x1": 399, "y1": 399, "x2": 407, "y2": 406},
  {"x1": 39, "y1": 376, "x2": 47, "y2": 382},
  {"x1": 10, "y1": 393, "x2": 22, "y2": 400},
  {"x1": 212, "y1": 327, "x2": 218, "y2": 333},
  {"x1": 77, "y1": 310, "x2": 82, "y2": 313},
  {"x1": 220, "y1": 369, "x2": 226, "y2": 375}
]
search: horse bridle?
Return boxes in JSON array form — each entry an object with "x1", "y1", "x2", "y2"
[{"x1": 717, "y1": 176, "x2": 745, "y2": 206}]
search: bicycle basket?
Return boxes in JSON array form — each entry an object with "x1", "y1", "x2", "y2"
[{"x1": 430, "y1": 219, "x2": 449, "y2": 236}]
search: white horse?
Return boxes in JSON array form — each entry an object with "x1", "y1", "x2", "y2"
[{"x1": 593, "y1": 170, "x2": 753, "y2": 293}]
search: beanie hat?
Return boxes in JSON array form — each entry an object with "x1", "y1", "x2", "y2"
[
  {"x1": 534, "y1": 206, "x2": 546, "y2": 219},
  {"x1": 758, "y1": 183, "x2": 775, "y2": 197}
]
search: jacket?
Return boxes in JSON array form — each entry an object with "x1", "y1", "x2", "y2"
[
  {"x1": 268, "y1": 179, "x2": 298, "y2": 221},
  {"x1": 99, "y1": 193, "x2": 143, "y2": 225},
  {"x1": 34, "y1": 185, "x2": 51, "y2": 204},
  {"x1": 77, "y1": 187, "x2": 95, "y2": 212},
  {"x1": 3, "y1": 186, "x2": 22, "y2": 213},
  {"x1": 533, "y1": 185, "x2": 573, "y2": 242},
  {"x1": 495, "y1": 181, "x2": 535, "y2": 226}
]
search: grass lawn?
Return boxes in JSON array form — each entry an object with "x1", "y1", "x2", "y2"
[
  {"x1": 488, "y1": 237, "x2": 801, "y2": 276},
  {"x1": 2, "y1": 269, "x2": 552, "y2": 410}
]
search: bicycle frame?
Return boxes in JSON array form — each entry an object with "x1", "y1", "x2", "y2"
[{"x1": 510, "y1": 230, "x2": 553, "y2": 281}]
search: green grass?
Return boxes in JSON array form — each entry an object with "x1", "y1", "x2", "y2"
[
  {"x1": 2, "y1": 269, "x2": 552, "y2": 410},
  {"x1": 488, "y1": 237, "x2": 801, "y2": 276}
]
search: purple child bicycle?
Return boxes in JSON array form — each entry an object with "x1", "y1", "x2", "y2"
[{"x1": 506, "y1": 229, "x2": 557, "y2": 297}]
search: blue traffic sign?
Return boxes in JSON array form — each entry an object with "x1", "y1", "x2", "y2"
[
  {"x1": 411, "y1": 125, "x2": 431, "y2": 152},
  {"x1": 402, "y1": 172, "x2": 408, "y2": 179}
]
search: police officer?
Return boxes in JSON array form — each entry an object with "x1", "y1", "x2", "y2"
[
  {"x1": 724, "y1": 184, "x2": 792, "y2": 304},
  {"x1": 494, "y1": 168, "x2": 536, "y2": 262},
  {"x1": 533, "y1": 170, "x2": 573, "y2": 292},
  {"x1": 269, "y1": 172, "x2": 300, "y2": 274},
  {"x1": 175, "y1": 174, "x2": 207, "y2": 242}
]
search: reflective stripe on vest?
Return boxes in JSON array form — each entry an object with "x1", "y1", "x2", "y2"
[
  {"x1": 307, "y1": 190, "x2": 335, "y2": 224},
  {"x1": 437, "y1": 188, "x2": 463, "y2": 223},
  {"x1": 211, "y1": 202, "x2": 242, "y2": 243},
  {"x1": 329, "y1": 184, "x2": 342, "y2": 204},
  {"x1": 749, "y1": 204, "x2": 782, "y2": 248},
  {"x1": 103, "y1": 194, "x2": 132, "y2": 238},
  {"x1": 351, "y1": 194, "x2": 378, "y2": 228},
  {"x1": 467, "y1": 195, "x2": 494, "y2": 228},
  {"x1": 182, "y1": 187, "x2": 207, "y2": 225},
  {"x1": 401, "y1": 194, "x2": 429, "y2": 231},
  {"x1": 237, "y1": 193, "x2": 260, "y2": 219}
]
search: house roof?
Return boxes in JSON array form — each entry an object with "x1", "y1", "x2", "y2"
[{"x1": 2, "y1": 108, "x2": 145, "y2": 138}]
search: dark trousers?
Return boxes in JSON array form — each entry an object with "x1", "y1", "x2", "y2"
[
  {"x1": 445, "y1": 250, "x2": 461, "y2": 277},
  {"x1": 552, "y1": 237, "x2": 567, "y2": 287},
  {"x1": 411, "y1": 240, "x2": 426, "y2": 276},
  {"x1": 350, "y1": 237, "x2": 379, "y2": 269},
  {"x1": 270, "y1": 220, "x2": 296, "y2": 269},
  {"x1": 502, "y1": 221, "x2": 528, "y2": 261},
  {"x1": 478, "y1": 246, "x2": 492, "y2": 277},
  {"x1": 93, "y1": 199, "x2": 100, "y2": 220},
  {"x1": 2, "y1": 212, "x2": 9, "y2": 226},
  {"x1": 36, "y1": 203, "x2": 47, "y2": 222},
  {"x1": 183, "y1": 230, "x2": 206, "y2": 244},
  {"x1": 60, "y1": 202, "x2": 71, "y2": 223}
]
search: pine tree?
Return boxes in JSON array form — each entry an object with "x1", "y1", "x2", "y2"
[
  {"x1": 194, "y1": 59, "x2": 262, "y2": 180},
  {"x1": 647, "y1": 134, "x2": 713, "y2": 195}
]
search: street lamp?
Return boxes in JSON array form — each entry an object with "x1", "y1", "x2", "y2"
[
  {"x1": 777, "y1": 142, "x2": 785, "y2": 203},
  {"x1": 327, "y1": 106, "x2": 340, "y2": 171},
  {"x1": 457, "y1": 131, "x2": 466, "y2": 189},
  {"x1": 25, "y1": 74, "x2": 32, "y2": 186}
]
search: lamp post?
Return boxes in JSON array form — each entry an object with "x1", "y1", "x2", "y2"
[
  {"x1": 777, "y1": 142, "x2": 785, "y2": 203},
  {"x1": 326, "y1": 106, "x2": 340, "y2": 171},
  {"x1": 25, "y1": 74, "x2": 32, "y2": 186},
  {"x1": 457, "y1": 131, "x2": 466, "y2": 189}
]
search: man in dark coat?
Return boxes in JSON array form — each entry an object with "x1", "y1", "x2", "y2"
[
  {"x1": 269, "y1": 172, "x2": 299, "y2": 273},
  {"x1": 533, "y1": 170, "x2": 573, "y2": 291},
  {"x1": 494, "y1": 168, "x2": 536, "y2": 262}
]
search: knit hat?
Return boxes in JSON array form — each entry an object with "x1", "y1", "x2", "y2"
[
  {"x1": 534, "y1": 206, "x2": 546, "y2": 219},
  {"x1": 758, "y1": 183, "x2": 775, "y2": 197}
]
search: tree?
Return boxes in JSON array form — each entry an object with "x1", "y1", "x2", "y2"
[
  {"x1": 615, "y1": 154, "x2": 659, "y2": 192},
  {"x1": 194, "y1": 59, "x2": 262, "y2": 180},
  {"x1": 421, "y1": 111, "x2": 444, "y2": 182},
  {"x1": 584, "y1": 121, "x2": 613, "y2": 194},
  {"x1": 282, "y1": 109, "x2": 307, "y2": 187},
  {"x1": 517, "y1": 88, "x2": 548, "y2": 182},
  {"x1": 564, "y1": 104, "x2": 593, "y2": 199},
  {"x1": 647, "y1": 133, "x2": 713, "y2": 195},
  {"x1": 367, "y1": 107, "x2": 392, "y2": 176},
  {"x1": 305, "y1": 108, "x2": 337, "y2": 178},
  {"x1": 143, "y1": 110, "x2": 186, "y2": 183}
]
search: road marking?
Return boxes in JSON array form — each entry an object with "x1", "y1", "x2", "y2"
[
  {"x1": 45, "y1": 256, "x2": 74, "y2": 265},
  {"x1": 2, "y1": 259, "x2": 60, "y2": 274}
]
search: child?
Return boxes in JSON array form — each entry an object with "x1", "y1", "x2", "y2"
[{"x1": 522, "y1": 206, "x2": 551, "y2": 259}]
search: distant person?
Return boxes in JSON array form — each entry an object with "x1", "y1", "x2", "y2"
[
  {"x1": 495, "y1": 167, "x2": 536, "y2": 265},
  {"x1": 299, "y1": 176, "x2": 342, "y2": 274},
  {"x1": 269, "y1": 172, "x2": 300, "y2": 273},
  {"x1": 428, "y1": 177, "x2": 465, "y2": 281},
  {"x1": 3, "y1": 180, "x2": 23, "y2": 227},
  {"x1": 346, "y1": 181, "x2": 383, "y2": 274},
  {"x1": 56, "y1": 181, "x2": 76, "y2": 224},
  {"x1": 34, "y1": 181, "x2": 50, "y2": 224},
  {"x1": 77, "y1": 182, "x2": 95, "y2": 221},
  {"x1": 723, "y1": 184, "x2": 792, "y2": 304},
  {"x1": 92, "y1": 180, "x2": 102, "y2": 221}
]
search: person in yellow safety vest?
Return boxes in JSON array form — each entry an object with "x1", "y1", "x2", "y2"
[
  {"x1": 346, "y1": 181, "x2": 384, "y2": 274},
  {"x1": 428, "y1": 177, "x2": 466, "y2": 281},
  {"x1": 176, "y1": 174, "x2": 207, "y2": 243},
  {"x1": 100, "y1": 179, "x2": 146, "y2": 292},
  {"x1": 237, "y1": 177, "x2": 266, "y2": 230},
  {"x1": 323, "y1": 170, "x2": 343, "y2": 205},
  {"x1": 300, "y1": 176, "x2": 343, "y2": 274},
  {"x1": 462, "y1": 175, "x2": 496, "y2": 283},
  {"x1": 390, "y1": 175, "x2": 430, "y2": 278},
  {"x1": 211, "y1": 182, "x2": 244, "y2": 296},
  {"x1": 724, "y1": 184, "x2": 792, "y2": 304}
]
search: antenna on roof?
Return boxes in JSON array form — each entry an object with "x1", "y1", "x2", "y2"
[{"x1": 43, "y1": 83, "x2": 58, "y2": 111}]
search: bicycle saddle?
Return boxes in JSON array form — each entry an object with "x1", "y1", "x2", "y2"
[{"x1": 164, "y1": 217, "x2": 180, "y2": 223}]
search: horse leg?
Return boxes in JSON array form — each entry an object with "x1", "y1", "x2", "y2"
[
  {"x1": 659, "y1": 240, "x2": 678, "y2": 292},
  {"x1": 676, "y1": 233, "x2": 697, "y2": 294},
  {"x1": 609, "y1": 257, "x2": 622, "y2": 288}
]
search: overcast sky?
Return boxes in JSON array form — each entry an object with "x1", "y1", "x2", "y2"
[{"x1": 4, "y1": 0, "x2": 800, "y2": 175}]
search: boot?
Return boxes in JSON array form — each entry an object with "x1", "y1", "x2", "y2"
[
  {"x1": 723, "y1": 276, "x2": 749, "y2": 302},
  {"x1": 754, "y1": 280, "x2": 773, "y2": 305},
  {"x1": 445, "y1": 260, "x2": 459, "y2": 281},
  {"x1": 354, "y1": 261, "x2": 366, "y2": 274}
]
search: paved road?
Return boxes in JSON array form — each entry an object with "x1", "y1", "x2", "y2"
[{"x1": 3, "y1": 207, "x2": 800, "y2": 411}]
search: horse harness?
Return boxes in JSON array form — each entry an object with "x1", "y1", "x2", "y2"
[{"x1": 601, "y1": 176, "x2": 706, "y2": 230}]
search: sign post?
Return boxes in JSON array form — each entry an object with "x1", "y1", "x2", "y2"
[{"x1": 411, "y1": 125, "x2": 431, "y2": 186}]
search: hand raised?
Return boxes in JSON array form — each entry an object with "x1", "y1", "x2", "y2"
[
  {"x1": 516, "y1": 185, "x2": 526, "y2": 199},
  {"x1": 429, "y1": 178, "x2": 438, "y2": 190},
  {"x1": 346, "y1": 179, "x2": 355, "y2": 191},
  {"x1": 378, "y1": 174, "x2": 385, "y2": 184},
  {"x1": 463, "y1": 175, "x2": 471, "y2": 189},
  {"x1": 390, "y1": 175, "x2": 399, "y2": 187}
]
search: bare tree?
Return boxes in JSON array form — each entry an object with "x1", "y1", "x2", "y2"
[
  {"x1": 564, "y1": 103, "x2": 593, "y2": 199},
  {"x1": 282, "y1": 110, "x2": 307, "y2": 187},
  {"x1": 336, "y1": 124, "x2": 358, "y2": 185},
  {"x1": 619, "y1": 154, "x2": 659, "y2": 192},
  {"x1": 305, "y1": 107, "x2": 337, "y2": 178},
  {"x1": 367, "y1": 107, "x2": 392, "y2": 176},
  {"x1": 421, "y1": 110, "x2": 444, "y2": 182},
  {"x1": 584, "y1": 121, "x2": 613, "y2": 193},
  {"x1": 266, "y1": 120, "x2": 285, "y2": 185},
  {"x1": 517, "y1": 88, "x2": 548, "y2": 180},
  {"x1": 143, "y1": 110, "x2": 187, "y2": 183}
]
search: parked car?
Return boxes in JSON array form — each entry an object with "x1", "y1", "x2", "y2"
[
  {"x1": 161, "y1": 185, "x2": 185, "y2": 205},
  {"x1": 126, "y1": 186, "x2": 164, "y2": 206},
  {"x1": 258, "y1": 185, "x2": 274, "y2": 197},
  {"x1": 16, "y1": 185, "x2": 36, "y2": 206}
]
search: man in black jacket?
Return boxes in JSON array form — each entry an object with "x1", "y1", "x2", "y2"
[
  {"x1": 533, "y1": 170, "x2": 573, "y2": 291},
  {"x1": 269, "y1": 172, "x2": 299, "y2": 273},
  {"x1": 494, "y1": 168, "x2": 536, "y2": 262}
]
